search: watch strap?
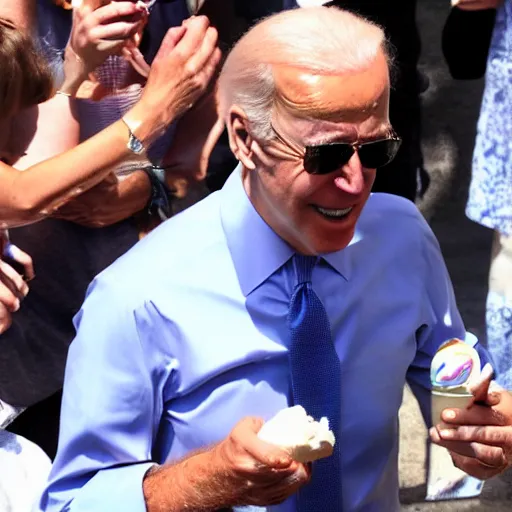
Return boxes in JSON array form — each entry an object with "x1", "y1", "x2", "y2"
[{"x1": 140, "y1": 165, "x2": 175, "y2": 220}]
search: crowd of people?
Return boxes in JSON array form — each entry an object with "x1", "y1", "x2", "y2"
[{"x1": 0, "y1": 0, "x2": 510, "y2": 511}]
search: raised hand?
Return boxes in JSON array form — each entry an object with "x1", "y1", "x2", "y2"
[
  {"x1": 62, "y1": 1, "x2": 149, "y2": 94},
  {"x1": 69, "y1": 1, "x2": 148, "y2": 69},
  {"x1": 129, "y1": 16, "x2": 222, "y2": 142}
]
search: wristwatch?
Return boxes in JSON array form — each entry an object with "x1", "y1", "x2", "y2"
[
  {"x1": 121, "y1": 117, "x2": 146, "y2": 155},
  {"x1": 140, "y1": 165, "x2": 175, "y2": 221}
]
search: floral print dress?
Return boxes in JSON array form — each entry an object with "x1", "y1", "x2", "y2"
[
  {"x1": 467, "y1": 2, "x2": 512, "y2": 236},
  {"x1": 466, "y1": 1, "x2": 512, "y2": 389}
]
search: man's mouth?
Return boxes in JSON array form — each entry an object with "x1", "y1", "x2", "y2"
[{"x1": 313, "y1": 205, "x2": 353, "y2": 220}]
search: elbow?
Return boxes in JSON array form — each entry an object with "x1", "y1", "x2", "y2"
[
  {"x1": 2, "y1": 196, "x2": 50, "y2": 225},
  {"x1": 18, "y1": 198, "x2": 50, "y2": 220}
]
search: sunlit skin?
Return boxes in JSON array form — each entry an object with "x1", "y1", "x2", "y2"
[{"x1": 236, "y1": 50, "x2": 391, "y2": 255}]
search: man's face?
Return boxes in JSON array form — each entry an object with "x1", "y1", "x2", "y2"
[{"x1": 244, "y1": 51, "x2": 391, "y2": 255}]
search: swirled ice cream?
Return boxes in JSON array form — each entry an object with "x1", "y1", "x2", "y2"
[
  {"x1": 430, "y1": 338, "x2": 481, "y2": 394},
  {"x1": 257, "y1": 406, "x2": 335, "y2": 463}
]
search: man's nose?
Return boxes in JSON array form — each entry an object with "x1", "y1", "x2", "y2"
[{"x1": 333, "y1": 152, "x2": 366, "y2": 195}]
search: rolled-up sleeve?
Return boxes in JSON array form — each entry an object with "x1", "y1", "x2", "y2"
[
  {"x1": 39, "y1": 275, "x2": 164, "y2": 512},
  {"x1": 406, "y1": 224, "x2": 492, "y2": 426}
]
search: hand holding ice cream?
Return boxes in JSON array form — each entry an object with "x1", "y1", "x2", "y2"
[
  {"x1": 258, "y1": 405, "x2": 336, "y2": 463},
  {"x1": 430, "y1": 338, "x2": 512, "y2": 479}
]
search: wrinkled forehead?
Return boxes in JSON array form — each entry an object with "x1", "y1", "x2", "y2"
[{"x1": 272, "y1": 52, "x2": 390, "y2": 142}]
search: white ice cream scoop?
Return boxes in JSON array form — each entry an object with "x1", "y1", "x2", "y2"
[{"x1": 258, "y1": 405, "x2": 336, "y2": 463}]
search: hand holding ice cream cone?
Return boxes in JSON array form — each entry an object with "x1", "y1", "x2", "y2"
[{"x1": 430, "y1": 338, "x2": 512, "y2": 479}]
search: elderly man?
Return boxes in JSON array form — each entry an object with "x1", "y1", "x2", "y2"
[{"x1": 41, "y1": 7, "x2": 512, "y2": 512}]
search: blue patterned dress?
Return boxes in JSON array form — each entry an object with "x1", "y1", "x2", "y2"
[{"x1": 466, "y1": 1, "x2": 512, "y2": 388}]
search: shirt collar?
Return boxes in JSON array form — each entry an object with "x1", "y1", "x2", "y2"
[
  {"x1": 220, "y1": 165, "x2": 293, "y2": 296},
  {"x1": 220, "y1": 165, "x2": 354, "y2": 296},
  {"x1": 323, "y1": 231, "x2": 361, "y2": 281}
]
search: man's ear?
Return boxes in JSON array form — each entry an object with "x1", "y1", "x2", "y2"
[{"x1": 226, "y1": 105, "x2": 256, "y2": 170}]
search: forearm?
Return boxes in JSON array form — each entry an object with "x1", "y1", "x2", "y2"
[
  {"x1": 115, "y1": 171, "x2": 151, "y2": 218},
  {"x1": 59, "y1": 46, "x2": 90, "y2": 98},
  {"x1": 143, "y1": 448, "x2": 235, "y2": 512},
  {"x1": 52, "y1": 171, "x2": 152, "y2": 228},
  {"x1": 0, "y1": 104, "x2": 163, "y2": 227}
]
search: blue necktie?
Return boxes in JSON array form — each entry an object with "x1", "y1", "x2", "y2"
[{"x1": 288, "y1": 255, "x2": 342, "y2": 511}]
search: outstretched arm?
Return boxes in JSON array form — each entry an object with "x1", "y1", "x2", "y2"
[{"x1": 0, "y1": 16, "x2": 221, "y2": 228}]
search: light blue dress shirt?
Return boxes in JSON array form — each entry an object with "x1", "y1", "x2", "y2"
[{"x1": 40, "y1": 166, "x2": 482, "y2": 512}]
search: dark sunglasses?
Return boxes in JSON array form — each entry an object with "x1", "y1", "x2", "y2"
[
  {"x1": 270, "y1": 123, "x2": 402, "y2": 176},
  {"x1": 304, "y1": 136, "x2": 402, "y2": 175}
]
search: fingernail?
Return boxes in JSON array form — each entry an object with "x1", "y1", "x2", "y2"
[
  {"x1": 442, "y1": 410, "x2": 456, "y2": 420},
  {"x1": 13, "y1": 299, "x2": 20, "y2": 312},
  {"x1": 440, "y1": 429, "x2": 454, "y2": 439}
]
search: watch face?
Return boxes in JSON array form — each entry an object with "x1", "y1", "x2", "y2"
[{"x1": 130, "y1": 134, "x2": 145, "y2": 154}]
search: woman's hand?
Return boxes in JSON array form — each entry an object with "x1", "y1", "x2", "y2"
[
  {"x1": 0, "y1": 231, "x2": 33, "y2": 334},
  {"x1": 127, "y1": 16, "x2": 222, "y2": 144},
  {"x1": 62, "y1": 1, "x2": 148, "y2": 94},
  {"x1": 430, "y1": 383, "x2": 512, "y2": 479}
]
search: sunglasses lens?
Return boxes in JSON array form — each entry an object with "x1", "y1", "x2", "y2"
[
  {"x1": 304, "y1": 144, "x2": 355, "y2": 175},
  {"x1": 303, "y1": 138, "x2": 402, "y2": 175},
  {"x1": 358, "y1": 139, "x2": 402, "y2": 168}
]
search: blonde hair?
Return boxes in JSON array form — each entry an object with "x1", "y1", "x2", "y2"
[
  {"x1": 218, "y1": 7, "x2": 388, "y2": 140},
  {"x1": 0, "y1": 18, "x2": 54, "y2": 119}
]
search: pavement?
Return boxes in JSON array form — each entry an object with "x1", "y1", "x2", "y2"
[{"x1": 398, "y1": 0, "x2": 512, "y2": 510}]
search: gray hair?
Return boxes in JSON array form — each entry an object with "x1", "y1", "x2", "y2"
[{"x1": 218, "y1": 7, "x2": 388, "y2": 141}]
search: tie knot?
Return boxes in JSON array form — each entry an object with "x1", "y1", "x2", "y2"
[{"x1": 293, "y1": 254, "x2": 318, "y2": 285}]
